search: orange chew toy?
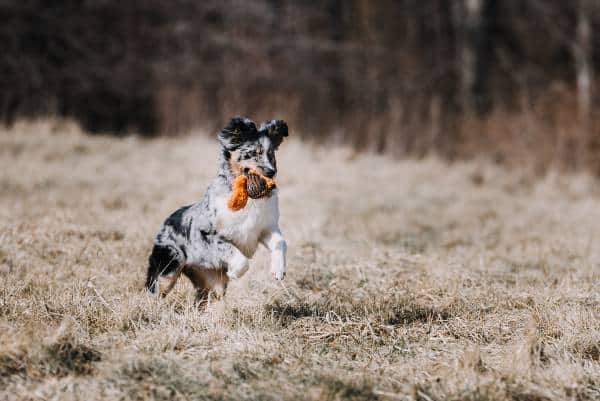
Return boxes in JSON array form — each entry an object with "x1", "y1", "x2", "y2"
[{"x1": 227, "y1": 174, "x2": 249, "y2": 211}]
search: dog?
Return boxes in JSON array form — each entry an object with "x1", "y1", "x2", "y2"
[{"x1": 144, "y1": 117, "x2": 288, "y2": 304}]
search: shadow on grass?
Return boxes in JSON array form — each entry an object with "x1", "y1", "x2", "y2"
[
  {"x1": 264, "y1": 299, "x2": 318, "y2": 327},
  {"x1": 385, "y1": 303, "x2": 453, "y2": 325},
  {"x1": 266, "y1": 293, "x2": 456, "y2": 329}
]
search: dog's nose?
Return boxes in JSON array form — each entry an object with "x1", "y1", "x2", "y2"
[{"x1": 263, "y1": 168, "x2": 276, "y2": 178}]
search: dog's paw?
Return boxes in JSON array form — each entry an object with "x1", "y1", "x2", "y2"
[
  {"x1": 227, "y1": 265, "x2": 249, "y2": 280},
  {"x1": 227, "y1": 253, "x2": 249, "y2": 279},
  {"x1": 269, "y1": 245, "x2": 286, "y2": 281},
  {"x1": 271, "y1": 269, "x2": 286, "y2": 281}
]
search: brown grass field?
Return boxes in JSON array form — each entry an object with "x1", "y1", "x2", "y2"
[{"x1": 0, "y1": 121, "x2": 599, "y2": 401}]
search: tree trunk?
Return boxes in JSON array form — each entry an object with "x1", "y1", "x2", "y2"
[
  {"x1": 574, "y1": 0, "x2": 593, "y2": 124},
  {"x1": 455, "y1": 0, "x2": 483, "y2": 116}
]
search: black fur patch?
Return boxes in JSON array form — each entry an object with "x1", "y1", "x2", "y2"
[
  {"x1": 164, "y1": 205, "x2": 192, "y2": 238},
  {"x1": 145, "y1": 245, "x2": 182, "y2": 292},
  {"x1": 260, "y1": 120, "x2": 289, "y2": 148},
  {"x1": 218, "y1": 117, "x2": 259, "y2": 150}
]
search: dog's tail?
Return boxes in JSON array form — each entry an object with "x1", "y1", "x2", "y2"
[{"x1": 145, "y1": 244, "x2": 183, "y2": 293}]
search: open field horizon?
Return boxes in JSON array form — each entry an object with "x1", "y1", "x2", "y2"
[{"x1": 1, "y1": 120, "x2": 599, "y2": 400}]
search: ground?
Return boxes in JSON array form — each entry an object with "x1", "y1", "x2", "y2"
[{"x1": 0, "y1": 121, "x2": 599, "y2": 401}]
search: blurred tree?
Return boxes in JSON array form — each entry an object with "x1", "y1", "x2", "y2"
[
  {"x1": 575, "y1": 0, "x2": 593, "y2": 123},
  {"x1": 0, "y1": 0, "x2": 598, "y2": 173}
]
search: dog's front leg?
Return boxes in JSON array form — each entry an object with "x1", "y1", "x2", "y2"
[
  {"x1": 226, "y1": 247, "x2": 250, "y2": 280},
  {"x1": 261, "y1": 227, "x2": 287, "y2": 280}
]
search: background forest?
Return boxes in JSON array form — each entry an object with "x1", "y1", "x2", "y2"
[{"x1": 2, "y1": 1, "x2": 599, "y2": 171}]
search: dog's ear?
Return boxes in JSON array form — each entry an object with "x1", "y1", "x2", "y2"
[
  {"x1": 218, "y1": 117, "x2": 258, "y2": 150},
  {"x1": 261, "y1": 120, "x2": 289, "y2": 148}
]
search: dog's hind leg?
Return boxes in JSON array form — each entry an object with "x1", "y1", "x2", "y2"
[
  {"x1": 145, "y1": 244, "x2": 185, "y2": 294},
  {"x1": 183, "y1": 266, "x2": 229, "y2": 307},
  {"x1": 180, "y1": 235, "x2": 246, "y2": 306},
  {"x1": 182, "y1": 266, "x2": 210, "y2": 306}
]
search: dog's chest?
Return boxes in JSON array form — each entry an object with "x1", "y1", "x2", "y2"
[{"x1": 214, "y1": 191, "x2": 279, "y2": 256}]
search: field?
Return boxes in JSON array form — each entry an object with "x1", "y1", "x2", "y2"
[{"x1": 1, "y1": 121, "x2": 599, "y2": 401}]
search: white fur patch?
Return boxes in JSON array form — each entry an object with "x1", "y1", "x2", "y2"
[
  {"x1": 227, "y1": 251, "x2": 249, "y2": 279},
  {"x1": 215, "y1": 189, "x2": 279, "y2": 257}
]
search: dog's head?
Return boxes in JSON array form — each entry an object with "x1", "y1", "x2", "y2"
[{"x1": 219, "y1": 117, "x2": 288, "y2": 178}]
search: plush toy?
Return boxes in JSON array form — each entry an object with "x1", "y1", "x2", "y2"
[{"x1": 227, "y1": 169, "x2": 276, "y2": 211}]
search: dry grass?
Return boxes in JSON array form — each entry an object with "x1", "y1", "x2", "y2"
[{"x1": 1, "y1": 120, "x2": 599, "y2": 401}]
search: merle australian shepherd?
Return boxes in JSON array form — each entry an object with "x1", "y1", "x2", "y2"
[{"x1": 145, "y1": 117, "x2": 288, "y2": 304}]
